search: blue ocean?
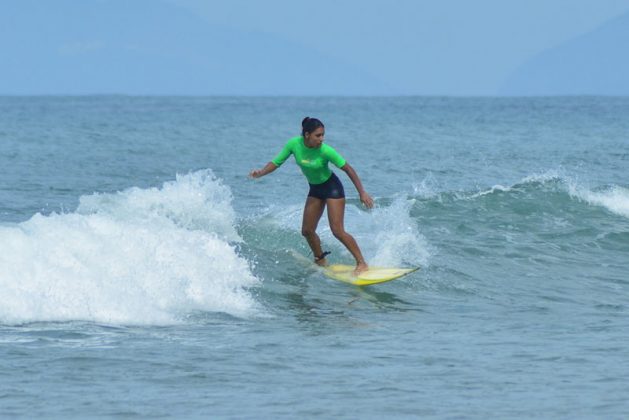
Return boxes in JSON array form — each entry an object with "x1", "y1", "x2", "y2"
[{"x1": 1, "y1": 96, "x2": 628, "y2": 418}]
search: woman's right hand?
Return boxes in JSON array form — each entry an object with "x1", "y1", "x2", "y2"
[{"x1": 249, "y1": 162, "x2": 277, "y2": 179}]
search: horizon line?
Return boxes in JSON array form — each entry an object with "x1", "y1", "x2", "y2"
[{"x1": 1, "y1": 93, "x2": 628, "y2": 99}]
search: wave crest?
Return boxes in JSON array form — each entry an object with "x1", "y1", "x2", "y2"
[{"x1": 0, "y1": 170, "x2": 260, "y2": 325}]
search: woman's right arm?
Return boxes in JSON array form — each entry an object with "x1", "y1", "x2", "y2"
[
  {"x1": 249, "y1": 162, "x2": 278, "y2": 179},
  {"x1": 250, "y1": 139, "x2": 293, "y2": 178}
]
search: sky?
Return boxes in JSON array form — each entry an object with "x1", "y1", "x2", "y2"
[
  {"x1": 167, "y1": 0, "x2": 629, "y2": 95},
  {"x1": 2, "y1": 0, "x2": 629, "y2": 95}
]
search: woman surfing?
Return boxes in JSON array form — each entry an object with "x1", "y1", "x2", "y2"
[{"x1": 249, "y1": 117, "x2": 374, "y2": 275}]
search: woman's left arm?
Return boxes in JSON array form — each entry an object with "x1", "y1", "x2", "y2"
[{"x1": 341, "y1": 163, "x2": 374, "y2": 209}]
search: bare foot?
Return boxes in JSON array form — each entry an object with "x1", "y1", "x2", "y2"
[
  {"x1": 315, "y1": 257, "x2": 328, "y2": 267},
  {"x1": 353, "y1": 262, "x2": 368, "y2": 276}
]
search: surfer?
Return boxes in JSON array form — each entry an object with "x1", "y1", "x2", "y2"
[{"x1": 249, "y1": 117, "x2": 374, "y2": 275}]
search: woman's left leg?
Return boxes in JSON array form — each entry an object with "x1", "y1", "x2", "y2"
[{"x1": 326, "y1": 198, "x2": 368, "y2": 274}]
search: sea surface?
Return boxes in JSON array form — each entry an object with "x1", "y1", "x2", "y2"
[{"x1": 1, "y1": 96, "x2": 628, "y2": 418}]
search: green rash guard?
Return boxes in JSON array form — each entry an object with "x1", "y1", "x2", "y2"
[{"x1": 271, "y1": 136, "x2": 347, "y2": 185}]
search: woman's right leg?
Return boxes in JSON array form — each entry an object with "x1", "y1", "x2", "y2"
[
  {"x1": 301, "y1": 196, "x2": 327, "y2": 265},
  {"x1": 326, "y1": 197, "x2": 368, "y2": 275}
]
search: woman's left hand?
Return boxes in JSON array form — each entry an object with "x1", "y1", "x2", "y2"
[{"x1": 360, "y1": 192, "x2": 374, "y2": 209}]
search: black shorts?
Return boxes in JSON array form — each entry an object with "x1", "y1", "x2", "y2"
[{"x1": 308, "y1": 172, "x2": 345, "y2": 200}]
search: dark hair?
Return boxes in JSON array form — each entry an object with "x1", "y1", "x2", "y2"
[{"x1": 301, "y1": 117, "x2": 324, "y2": 136}]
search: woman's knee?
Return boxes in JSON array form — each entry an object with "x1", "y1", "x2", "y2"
[
  {"x1": 330, "y1": 225, "x2": 346, "y2": 239},
  {"x1": 302, "y1": 227, "x2": 316, "y2": 237}
]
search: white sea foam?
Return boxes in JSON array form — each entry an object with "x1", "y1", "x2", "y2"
[
  {"x1": 519, "y1": 169, "x2": 629, "y2": 219},
  {"x1": 362, "y1": 197, "x2": 431, "y2": 267},
  {"x1": 468, "y1": 184, "x2": 512, "y2": 199},
  {"x1": 474, "y1": 169, "x2": 629, "y2": 220},
  {"x1": 568, "y1": 184, "x2": 629, "y2": 219},
  {"x1": 412, "y1": 172, "x2": 440, "y2": 199},
  {"x1": 0, "y1": 170, "x2": 260, "y2": 325},
  {"x1": 466, "y1": 170, "x2": 564, "y2": 200},
  {"x1": 520, "y1": 169, "x2": 564, "y2": 184}
]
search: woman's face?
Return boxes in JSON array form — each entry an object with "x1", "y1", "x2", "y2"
[{"x1": 305, "y1": 127, "x2": 325, "y2": 148}]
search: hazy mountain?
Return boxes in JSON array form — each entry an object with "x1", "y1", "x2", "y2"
[
  {"x1": 500, "y1": 12, "x2": 629, "y2": 95},
  {"x1": 0, "y1": 0, "x2": 391, "y2": 95}
]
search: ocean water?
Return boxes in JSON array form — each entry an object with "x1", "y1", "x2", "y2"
[{"x1": 1, "y1": 96, "x2": 628, "y2": 418}]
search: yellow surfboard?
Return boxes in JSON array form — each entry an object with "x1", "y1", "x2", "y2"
[{"x1": 323, "y1": 264, "x2": 419, "y2": 286}]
